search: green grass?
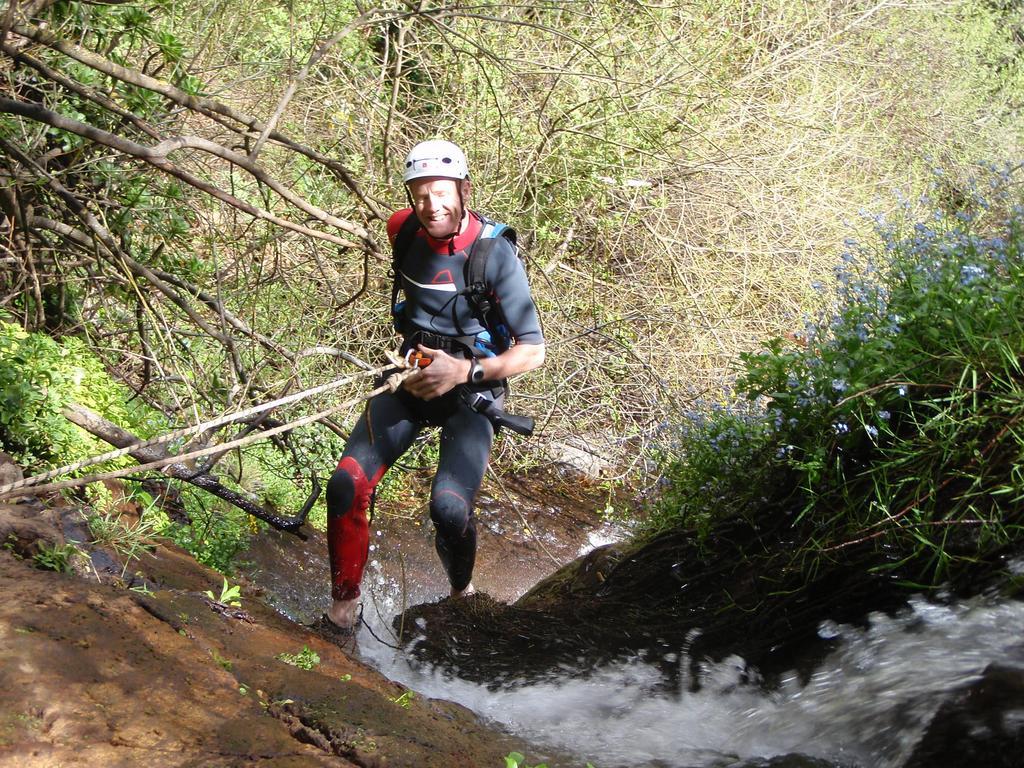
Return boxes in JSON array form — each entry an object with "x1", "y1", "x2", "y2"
[{"x1": 275, "y1": 645, "x2": 320, "y2": 670}]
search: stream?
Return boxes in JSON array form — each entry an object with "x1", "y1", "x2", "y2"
[{"x1": 241, "y1": 483, "x2": 1024, "y2": 768}]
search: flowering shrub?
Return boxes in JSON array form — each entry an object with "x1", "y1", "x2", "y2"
[
  {"x1": 649, "y1": 401, "x2": 780, "y2": 540},
  {"x1": 654, "y1": 166, "x2": 1024, "y2": 583}
]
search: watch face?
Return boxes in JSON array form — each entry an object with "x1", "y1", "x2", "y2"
[{"x1": 470, "y1": 359, "x2": 484, "y2": 382}]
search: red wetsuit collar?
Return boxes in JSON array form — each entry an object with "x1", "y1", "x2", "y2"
[
  {"x1": 388, "y1": 207, "x2": 482, "y2": 255},
  {"x1": 424, "y1": 211, "x2": 481, "y2": 253}
]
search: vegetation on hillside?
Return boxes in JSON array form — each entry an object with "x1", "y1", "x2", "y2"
[
  {"x1": 0, "y1": 313, "x2": 305, "y2": 569},
  {"x1": 1, "y1": 0, "x2": 1022, "y2": 539},
  {"x1": 0, "y1": 315, "x2": 155, "y2": 498},
  {"x1": 652, "y1": 166, "x2": 1024, "y2": 587}
]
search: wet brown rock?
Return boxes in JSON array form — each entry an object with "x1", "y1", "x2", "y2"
[
  {"x1": 0, "y1": 502, "x2": 64, "y2": 561},
  {"x1": 904, "y1": 663, "x2": 1024, "y2": 768},
  {"x1": 0, "y1": 511, "x2": 533, "y2": 767},
  {"x1": 0, "y1": 453, "x2": 23, "y2": 487}
]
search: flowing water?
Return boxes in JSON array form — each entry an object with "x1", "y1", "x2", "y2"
[
  {"x1": 243, "y1": 515, "x2": 1024, "y2": 768},
  {"x1": 358, "y1": 588, "x2": 1024, "y2": 768}
]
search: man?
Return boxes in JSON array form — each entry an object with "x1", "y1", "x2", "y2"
[{"x1": 323, "y1": 139, "x2": 545, "y2": 632}]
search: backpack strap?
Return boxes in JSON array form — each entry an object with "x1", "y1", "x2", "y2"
[
  {"x1": 465, "y1": 215, "x2": 516, "y2": 298},
  {"x1": 390, "y1": 212, "x2": 423, "y2": 331},
  {"x1": 462, "y1": 217, "x2": 517, "y2": 354},
  {"x1": 477, "y1": 216, "x2": 516, "y2": 247},
  {"x1": 391, "y1": 210, "x2": 517, "y2": 353},
  {"x1": 463, "y1": 237, "x2": 498, "y2": 319}
]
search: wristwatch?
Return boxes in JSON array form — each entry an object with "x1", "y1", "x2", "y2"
[{"x1": 467, "y1": 358, "x2": 486, "y2": 384}]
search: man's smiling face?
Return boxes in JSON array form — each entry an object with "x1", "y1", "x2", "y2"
[{"x1": 408, "y1": 177, "x2": 470, "y2": 239}]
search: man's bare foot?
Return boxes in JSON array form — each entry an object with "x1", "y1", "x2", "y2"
[
  {"x1": 450, "y1": 582, "x2": 476, "y2": 598},
  {"x1": 327, "y1": 597, "x2": 359, "y2": 629}
]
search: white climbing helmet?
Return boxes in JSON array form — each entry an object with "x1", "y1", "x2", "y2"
[{"x1": 402, "y1": 139, "x2": 469, "y2": 184}]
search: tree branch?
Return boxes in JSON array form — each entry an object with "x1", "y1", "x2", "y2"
[
  {"x1": 1, "y1": 40, "x2": 161, "y2": 140},
  {"x1": 63, "y1": 402, "x2": 312, "y2": 535},
  {"x1": 0, "y1": 136, "x2": 249, "y2": 381},
  {"x1": 6, "y1": 17, "x2": 388, "y2": 224},
  {"x1": 249, "y1": 8, "x2": 383, "y2": 160},
  {"x1": 0, "y1": 97, "x2": 371, "y2": 250}
]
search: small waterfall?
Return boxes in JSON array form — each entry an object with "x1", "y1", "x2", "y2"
[
  {"x1": 243, "y1": 523, "x2": 1024, "y2": 767},
  {"x1": 359, "y1": 589, "x2": 1024, "y2": 768}
]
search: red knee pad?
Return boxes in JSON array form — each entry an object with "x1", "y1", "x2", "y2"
[{"x1": 328, "y1": 457, "x2": 385, "y2": 601}]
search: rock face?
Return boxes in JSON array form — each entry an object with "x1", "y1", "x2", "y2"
[
  {"x1": 0, "y1": 498, "x2": 531, "y2": 767},
  {"x1": 903, "y1": 663, "x2": 1024, "y2": 768}
]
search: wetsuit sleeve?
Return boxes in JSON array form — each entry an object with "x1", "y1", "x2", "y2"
[{"x1": 487, "y1": 238, "x2": 544, "y2": 345}]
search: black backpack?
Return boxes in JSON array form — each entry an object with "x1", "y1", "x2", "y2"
[{"x1": 390, "y1": 211, "x2": 519, "y2": 357}]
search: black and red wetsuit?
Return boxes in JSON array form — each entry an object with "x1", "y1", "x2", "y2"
[{"x1": 325, "y1": 208, "x2": 543, "y2": 601}]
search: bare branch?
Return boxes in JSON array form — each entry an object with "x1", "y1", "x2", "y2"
[
  {"x1": 250, "y1": 8, "x2": 384, "y2": 159},
  {"x1": 0, "y1": 136, "x2": 249, "y2": 380},
  {"x1": 63, "y1": 402, "x2": 313, "y2": 534},
  {"x1": 0, "y1": 98, "x2": 372, "y2": 251},
  {"x1": 1, "y1": 41, "x2": 161, "y2": 140},
  {"x1": 7, "y1": 17, "x2": 387, "y2": 222}
]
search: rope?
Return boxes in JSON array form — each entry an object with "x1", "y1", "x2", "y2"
[
  {"x1": 0, "y1": 359, "x2": 417, "y2": 500},
  {"x1": 0, "y1": 366, "x2": 390, "y2": 497}
]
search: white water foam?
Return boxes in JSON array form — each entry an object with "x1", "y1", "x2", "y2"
[{"x1": 356, "y1": 590, "x2": 1024, "y2": 768}]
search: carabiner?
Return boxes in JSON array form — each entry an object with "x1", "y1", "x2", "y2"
[{"x1": 404, "y1": 349, "x2": 431, "y2": 369}]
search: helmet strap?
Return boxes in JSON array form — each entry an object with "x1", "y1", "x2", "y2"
[{"x1": 446, "y1": 205, "x2": 467, "y2": 252}]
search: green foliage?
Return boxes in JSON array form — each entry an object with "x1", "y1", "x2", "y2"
[
  {"x1": 655, "y1": 165, "x2": 1024, "y2": 584},
  {"x1": 645, "y1": 403, "x2": 780, "y2": 540},
  {"x1": 32, "y1": 542, "x2": 81, "y2": 573},
  {"x1": 504, "y1": 753, "x2": 542, "y2": 768},
  {"x1": 0, "y1": 317, "x2": 157, "y2": 470},
  {"x1": 276, "y1": 645, "x2": 320, "y2": 670},
  {"x1": 0, "y1": 316, "x2": 259, "y2": 575},
  {"x1": 390, "y1": 690, "x2": 415, "y2": 709},
  {"x1": 239, "y1": 436, "x2": 343, "y2": 524},
  {"x1": 162, "y1": 505, "x2": 256, "y2": 574},
  {"x1": 87, "y1": 500, "x2": 163, "y2": 564},
  {"x1": 204, "y1": 577, "x2": 242, "y2": 607},
  {"x1": 503, "y1": 752, "x2": 596, "y2": 768},
  {"x1": 16, "y1": 4, "x2": 199, "y2": 212},
  {"x1": 211, "y1": 649, "x2": 233, "y2": 671}
]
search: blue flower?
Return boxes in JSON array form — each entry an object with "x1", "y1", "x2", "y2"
[{"x1": 960, "y1": 264, "x2": 986, "y2": 286}]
